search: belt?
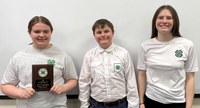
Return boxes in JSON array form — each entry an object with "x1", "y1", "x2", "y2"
[{"x1": 90, "y1": 97, "x2": 127, "y2": 106}]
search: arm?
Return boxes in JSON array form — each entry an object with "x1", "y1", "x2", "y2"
[
  {"x1": 50, "y1": 53, "x2": 78, "y2": 94},
  {"x1": 137, "y1": 69, "x2": 147, "y2": 108},
  {"x1": 184, "y1": 40, "x2": 199, "y2": 108},
  {"x1": 125, "y1": 53, "x2": 139, "y2": 108},
  {"x1": 1, "y1": 84, "x2": 35, "y2": 99},
  {"x1": 79, "y1": 57, "x2": 91, "y2": 108},
  {"x1": 185, "y1": 72, "x2": 195, "y2": 108},
  {"x1": 50, "y1": 79, "x2": 77, "y2": 94}
]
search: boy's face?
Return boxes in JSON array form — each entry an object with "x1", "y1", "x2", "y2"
[{"x1": 94, "y1": 25, "x2": 114, "y2": 49}]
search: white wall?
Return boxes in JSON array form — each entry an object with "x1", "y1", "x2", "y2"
[{"x1": 0, "y1": 0, "x2": 199, "y2": 95}]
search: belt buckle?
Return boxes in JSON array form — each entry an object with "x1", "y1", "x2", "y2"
[
  {"x1": 103, "y1": 101, "x2": 118, "y2": 106},
  {"x1": 102, "y1": 97, "x2": 126, "y2": 106}
]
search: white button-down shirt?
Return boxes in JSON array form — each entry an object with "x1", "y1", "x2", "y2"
[{"x1": 79, "y1": 44, "x2": 139, "y2": 108}]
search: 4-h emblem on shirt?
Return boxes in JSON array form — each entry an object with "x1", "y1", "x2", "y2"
[
  {"x1": 175, "y1": 49, "x2": 183, "y2": 58},
  {"x1": 47, "y1": 59, "x2": 55, "y2": 65},
  {"x1": 114, "y1": 63, "x2": 122, "y2": 72},
  {"x1": 38, "y1": 68, "x2": 48, "y2": 77}
]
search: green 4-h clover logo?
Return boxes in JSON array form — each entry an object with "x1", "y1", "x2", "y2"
[
  {"x1": 114, "y1": 63, "x2": 122, "y2": 72},
  {"x1": 47, "y1": 59, "x2": 55, "y2": 65},
  {"x1": 38, "y1": 68, "x2": 48, "y2": 77},
  {"x1": 175, "y1": 50, "x2": 183, "y2": 58}
]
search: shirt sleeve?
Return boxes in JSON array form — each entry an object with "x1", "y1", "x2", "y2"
[
  {"x1": 63, "y1": 54, "x2": 78, "y2": 81},
  {"x1": 79, "y1": 55, "x2": 91, "y2": 108},
  {"x1": 125, "y1": 52, "x2": 139, "y2": 108},
  {"x1": 137, "y1": 45, "x2": 147, "y2": 70},
  {"x1": 1, "y1": 58, "x2": 19, "y2": 85},
  {"x1": 184, "y1": 42, "x2": 199, "y2": 72}
]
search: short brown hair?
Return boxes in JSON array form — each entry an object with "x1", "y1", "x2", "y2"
[{"x1": 92, "y1": 19, "x2": 114, "y2": 34}]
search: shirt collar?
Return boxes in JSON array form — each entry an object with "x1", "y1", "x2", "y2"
[{"x1": 99, "y1": 44, "x2": 114, "y2": 53}]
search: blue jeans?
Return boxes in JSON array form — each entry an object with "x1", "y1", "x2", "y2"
[{"x1": 89, "y1": 97, "x2": 128, "y2": 108}]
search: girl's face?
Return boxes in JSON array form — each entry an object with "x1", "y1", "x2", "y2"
[
  {"x1": 29, "y1": 22, "x2": 52, "y2": 49},
  {"x1": 156, "y1": 9, "x2": 174, "y2": 35},
  {"x1": 94, "y1": 25, "x2": 114, "y2": 49}
]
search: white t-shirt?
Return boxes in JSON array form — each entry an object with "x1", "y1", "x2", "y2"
[
  {"x1": 79, "y1": 44, "x2": 139, "y2": 108},
  {"x1": 137, "y1": 37, "x2": 199, "y2": 104},
  {"x1": 1, "y1": 45, "x2": 78, "y2": 108}
]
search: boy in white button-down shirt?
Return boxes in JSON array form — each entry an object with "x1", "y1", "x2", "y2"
[{"x1": 79, "y1": 19, "x2": 139, "y2": 108}]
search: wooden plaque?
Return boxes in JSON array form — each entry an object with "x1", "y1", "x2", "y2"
[{"x1": 32, "y1": 64, "x2": 53, "y2": 91}]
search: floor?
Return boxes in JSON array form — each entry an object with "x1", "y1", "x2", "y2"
[
  {"x1": 0, "y1": 98, "x2": 80, "y2": 108},
  {"x1": 0, "y1": 98, "x2": 200, "y2": 108}
]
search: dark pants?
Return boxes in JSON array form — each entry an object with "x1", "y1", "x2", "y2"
[
  {"x1": 89, "y1": 97, "x2": 128, "y2": 108},
  {"x1": 144, "y1": 95, "x2": 186, "y2": 108}
]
